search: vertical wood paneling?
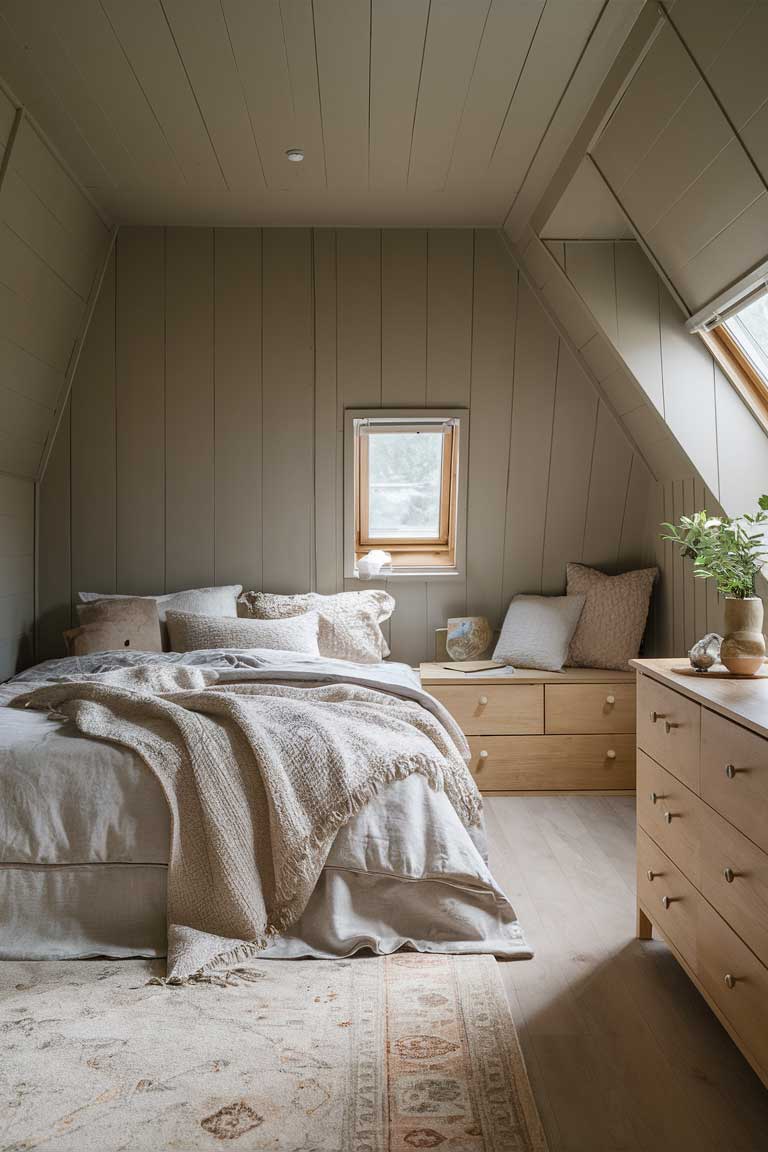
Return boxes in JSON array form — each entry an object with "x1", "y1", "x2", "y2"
[
  {"x1": 337, "y1": 230, "x2": 381, "y2": 407},
  {"x1": 115, "y1": 227, "x2": 165, "y2": 594},
  {"x1": 581, "y1": 402, "x2": 633, "y2": 570},
  {"x1": 261, "y1": 229, "x2": 314, "y2": 594},
  {"x1": 213, "y1": 228, "x2": 262, "y2": 589},
  {"x1": 0, "y1": 474, "x2": 34, "y2": 678},
  {"x1": 381, "y1": 229, "x2": 427, "y2": 405},
  {"x1": 541, "y1": 344, "x2": 598, "y2": 592},
  {"x1": 71, "y1": 247, "x2": 115, "y2": 598},
  {"x1": 615, "y1": 241, "x2": 663, "y2": 414},
  {"x1": 502, "y1": 279, "x2": 558, "y2": 600},
  {"x1": 466, "y1": 230, "x2": 517, "y2": 627},
  {"x1": 565, "y1": 242, "x2": 617, "y2": 341},
  {"x1": 314, "y1": 229, "x2": 339, "y2": 595},
  {"x1": 37, "y1": 397, "x2": 70, "y2": 660},
  {"x1": 164, "y1": 228, "x2": 214, "y2": 592},
  {"x1": 39, "y1": 227, "x2": 659, "y2": 666},
  {"x1": 426, "y1": 230, "x2": 473, "y2": 407}
]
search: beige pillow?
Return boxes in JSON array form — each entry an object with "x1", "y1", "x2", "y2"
[
  {"x1": 493, "y1": 594, "x2": 586, "y2": 672},
  {"x1": 166, "y1": 609, "x2": 320, "y2": 655},
  {"x1": 78, "y1": 585, "x2": 242, "y2": 650},
  {"x1": 64, "y1": 598, "x2": 163, "y2": 656},
  {"x1": 566, "y1": 563, "x2": 657, "y2": 670},
  {"x1": 238, "y1": 590, "x2": 394, "y2": 664}
]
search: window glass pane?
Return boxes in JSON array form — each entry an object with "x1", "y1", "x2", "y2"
[
  {"x1": 725, "y1": 292, "x2": 768, "y2": 385},
  {"x1": 368, "y1": 431, "x2": 443, "y2": 539}
]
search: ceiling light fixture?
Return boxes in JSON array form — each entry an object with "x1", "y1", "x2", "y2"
[{"x1": 286, "y1": 148, "x2": 304, "y2": 162}]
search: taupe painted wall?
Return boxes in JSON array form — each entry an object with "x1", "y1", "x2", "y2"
[
  {"x1": 0, "y1": 473, "x2": 34, "y2": 679},
  {"x1": 38, "y1": 227, "x2": 656, "y2": 666}
]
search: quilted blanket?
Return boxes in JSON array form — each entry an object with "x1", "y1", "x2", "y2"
[{"x1": 15, "y1": 663, "x2": 480, "y2": 982}]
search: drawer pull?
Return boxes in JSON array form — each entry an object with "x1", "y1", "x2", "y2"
[
  {"x1": 478, "y1": 695, "x2": 489, "y2": 706},
  {"x1": 664, "y1": 720, "x2": 679, "y2": 734},
  {"x1": 606, "y1": 749, "x2": 616, "y2": 760},
  {"x1": 724, "y1": 974, "x2": 737, "y2": 990},
  {"x1": 725, "y1": 763, "x2": 737, "y2": 779},
  {"x1": 478, "y1": 750, "x2": 488, "y2": 760},
  {"x1": 661, "y1": 895, "x2": 677, "y2": 910},
  {"x1": 649, "y1": 791, "x2": 662, "y2": 805},
  {"x1": 649, "y1": 710, "x2": 666, "y2": 724},
  {"x1": 723, "y1": 867, "x2": 736, "y2": 884},
  {"x1": 646, "y1": 869, "x2": 659, "y2": 882},
  {"x1": 663, "y1": 810, "x2": 678, "y2": 824},
  {"x1": 605, "y1": 694, "x2": 615, "y2": 706}
]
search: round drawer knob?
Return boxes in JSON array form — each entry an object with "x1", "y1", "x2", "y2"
[
  {"x1": 478, "y1": 695, "x2": 489, "y2": 706},
  {"x1": 723, "y1": 867, "x2": 735, "y2": 884},
  {"x1": 606, "y1": 694, "x2": 616, "y2": 706},
  {"x1": 478, "y1": 750, "x2": 488, "y2": 760},
  {"x1": 724, "y1": 973, "x2": 737, "y2": 990},
  {"x1": 650, "y1": 710, "x2": 666, "y2": 724},
  {"x1": 647, "y1": 869, "x2": 658, "y2": 882},
  {"x1": 725, "y1": 763, "x2": 736, "y2": 779},
  {"x1": 606, "y1": 749, "x2": 616, "y2": 760},
  {"x1": 650, "y1": 791, "x2": 659, "y2": 804},
  {"x1": 664, "y1": 811, "x2": 675, "y2": 824},
  {"x1": 661, "y1": 895, "x2": 672, "y2": 910},
  {"x1": 664, "y1": 720, "x2": 679, "y2": 734}
]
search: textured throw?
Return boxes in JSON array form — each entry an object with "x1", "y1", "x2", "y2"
[
  {"x1": 0, "y1": 953, "x2": 548, "y2": 1151},
  {"x1": 15, "y1": 665, "x2": 480, "y2": 983}
]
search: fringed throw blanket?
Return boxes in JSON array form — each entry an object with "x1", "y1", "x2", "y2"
[{"x1": 15, "y1": 665, "x2": 480, "y2": 983}]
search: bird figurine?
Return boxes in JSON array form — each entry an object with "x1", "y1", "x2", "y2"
[{"x1": 689, "y1": 633, "x2": 722, "y2": 672}]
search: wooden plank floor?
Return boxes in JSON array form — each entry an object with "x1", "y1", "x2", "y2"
[{"x1": 485, "y1": 795, "x2": 768, "y2": 1152}]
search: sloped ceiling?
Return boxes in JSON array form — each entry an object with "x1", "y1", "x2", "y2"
[{"x1": 0, "y1": 0, "x2": 643, "y2": 226}]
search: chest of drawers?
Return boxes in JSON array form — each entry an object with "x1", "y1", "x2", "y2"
[
  {"x1": 633, "y1": 658, "x2": 768, "y2": 1089},
  {"x1": 420, "y1": 663, "x2": 636, "y2": 793}
]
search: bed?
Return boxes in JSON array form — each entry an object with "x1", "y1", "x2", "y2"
[{"x1": 0, "y1": 648, "x2": 530, "y2": 973}]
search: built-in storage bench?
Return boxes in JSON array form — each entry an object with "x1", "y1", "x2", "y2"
[{"x1": 419, "y1": 663, "x2": 636, "y2": 793}]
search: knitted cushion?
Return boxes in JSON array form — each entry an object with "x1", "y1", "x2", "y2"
[
  {"x1": 566, "y1": 563, "x2": 657, "y2": 670},
  {"x1": 166, "y1": 610, "x2": 320, "y2": 655},
  {"x1": 238, "y1": 590, "x2": 394, "y2": 664}
]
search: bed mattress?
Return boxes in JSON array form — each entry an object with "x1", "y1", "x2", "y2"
[{"x1": 0, "y1": 651, "x2": 530, "y2": 961}]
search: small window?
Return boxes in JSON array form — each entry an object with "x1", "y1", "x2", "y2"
[
  {"x1": 708, "y1": 286, "x2": 768, "y2": 416},
  {"x1": 345, "y1": 410, "x2": 467, "y2": 577}
]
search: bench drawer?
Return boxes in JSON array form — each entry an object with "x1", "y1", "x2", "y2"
[
  {"x1": 637, "y1": 673, "x2": 700, "y2": 791},
  {"x1": 428, "y1": 684, "x2": 543, "y2": 735},
  {"x1": 545, "y1": 682, "x2": 635, "y2": 734},
  {"x1": 467, "y1": 734, "x2": 635, "y2": 791}
]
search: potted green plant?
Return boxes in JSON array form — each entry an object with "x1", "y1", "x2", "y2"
[{"x1": 662, "y1": 497, "x2": 768, "y2": 675}]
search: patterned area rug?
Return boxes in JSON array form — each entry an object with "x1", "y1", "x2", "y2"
[{"x1": 1, "y1": 953, "x2": 547, "y2": 1151}]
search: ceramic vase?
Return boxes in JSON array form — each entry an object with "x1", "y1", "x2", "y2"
[
  {"x1": 720, "y1": 597, "x2": 766, "y2": 676},
  {"x1": 446, "y1": 616, "x2": 492, "y2": 661}
]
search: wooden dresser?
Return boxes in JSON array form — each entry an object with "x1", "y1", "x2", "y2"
[
  {"x1": 420, "y1": 663, "x2": 636, "y2": 793},
  {"x1": 633, "y1": 658, "x2": 768, "y2": 1089}
]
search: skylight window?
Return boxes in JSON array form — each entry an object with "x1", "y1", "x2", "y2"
[
  {"x1": 702, "y1": 285, "x2": 768, "y2": 419},
  {"x1": 723, "y1": 291, "x2": 768, "y2": 393}
]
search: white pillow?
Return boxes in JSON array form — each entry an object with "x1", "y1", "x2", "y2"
[
  {"x1": 78, "y1": 586, "x2": 242, "y2": 650},
  {"x1": 165, "y1": 609, "x2": 320, "y2": 655},
  {"x1": 493, "y1": 594, "x2": 586, "y2": 672},
  {"x1": 238, "y1": 589, "x2": 394, "y2": 664}
]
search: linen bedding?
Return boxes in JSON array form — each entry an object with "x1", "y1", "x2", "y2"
[{"x1": 0, "y1": 649, "x2": 530, "y2": 979}]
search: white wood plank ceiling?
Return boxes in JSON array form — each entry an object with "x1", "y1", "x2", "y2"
[{"x1": 0, "y1": 0, "x2": 643, "y2": 227}]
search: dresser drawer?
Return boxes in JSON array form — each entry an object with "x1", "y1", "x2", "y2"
[
  {"x1": 467, "y1": 734, "x2": 635, "y2": 791},
  {"x1": 701, "y1": 709, "x2": 768, "y2": 855},
  {"x1": 545, "y1": 682, "x2": 635, "y2": 735},
  {"x1": 697, "y1": 896, "x2": 768, "y2": 1081},
  {"x1": 637, "y1": 828, "x2": 698, "y2": 968},
  {"x1": 699, "y1": 803, "x2": 768, "y2": 964},
  {"x1": 428, "y1": 684, "x2": 543, "y2": 735},
  {"x1": 637, "y1": 674, "x2": 701, "y2": 791},
  {"x1": 636, "y1": 751, "x2": 701, "y2": 887}
]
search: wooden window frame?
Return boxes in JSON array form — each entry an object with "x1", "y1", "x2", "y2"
[
  {"x1": 344, "y1": 409, "x2": 468, "y2": 579},
  {"x1": 703, "y1": 325, "x2": 768, "y2": 437}
]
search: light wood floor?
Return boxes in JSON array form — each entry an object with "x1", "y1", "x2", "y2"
[{"x1": 485, "y1": 795, "x2": 768, "y2": 1152}]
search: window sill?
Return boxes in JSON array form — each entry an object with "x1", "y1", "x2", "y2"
[{"x1": 348, "y1": 567, "x2": 462, "y2": 581}]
